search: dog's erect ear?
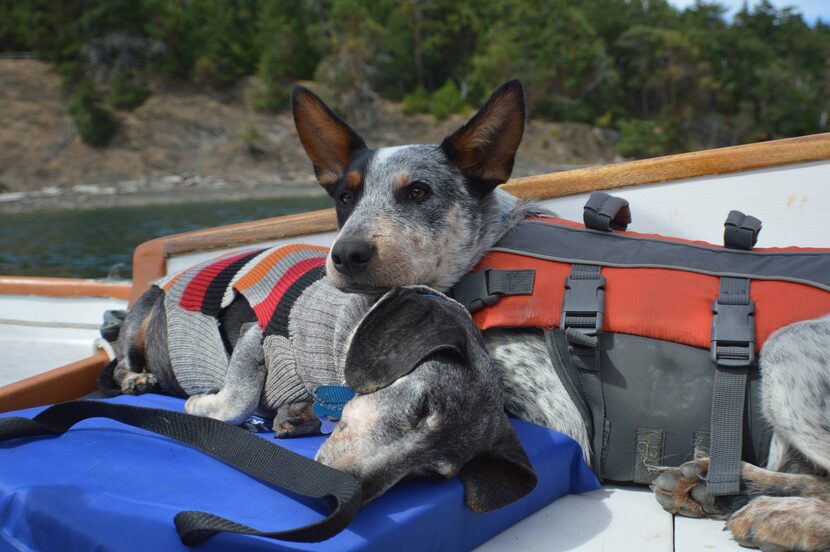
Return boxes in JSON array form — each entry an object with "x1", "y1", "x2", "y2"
[
  {"x1": 292, "y1": 86, "x2": 368, "y2": 192},
  {"x1": 345, "y1": 287, "x2": 468, "y2": 394},
  {"x1": 459, "y1": 420, "x2": 538, "y2": 513},
  {"x1": 440, "y1": 80, "x2": 525, "y2": 196}
]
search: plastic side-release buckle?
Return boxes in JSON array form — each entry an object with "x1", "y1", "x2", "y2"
[
  {"x1": 561, "y1": 275, "x2": 606, "y2": 348},
  {"x1": 710, "y1": 299, "x2": 756, "y2": 367},
  {"x1": 451, "y1": 268, "x2": 535, "y2": 313}
]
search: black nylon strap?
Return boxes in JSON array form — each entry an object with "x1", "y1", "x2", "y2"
[
  {"x1": 724, "y1": 210, "x2": 762, "y2": 251},
  {"x1": 707, "y1": 277, "x2": 755, "y2": 495},
  {"x1": 560, "y1": 264, "x2": 606, "y2": 477},
  {"x1": 583, "y1": 192, "x2": 632, "y2": 232},
  {"x1": 0, "y1": 400, "x2": 362, "y2": 546},
  {"x1": 450, "y1": 268, "x2": 535, "y2": 312}
]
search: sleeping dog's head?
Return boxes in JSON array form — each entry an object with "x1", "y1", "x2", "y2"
[
  {"x1": 292, "y1": 81, "x2": 526, "y2": 293},
  {"x1": 315, "y1": 287, "x2": 537, "y2": 511}
]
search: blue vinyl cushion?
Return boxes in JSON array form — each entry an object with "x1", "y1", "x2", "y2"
[{"x1": 0, "y1": 394, "x2": 599, "y2": 551}]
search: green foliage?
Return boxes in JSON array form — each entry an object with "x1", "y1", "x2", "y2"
[
  {"x1": 429, "y1": 80, "x2": 465, "y2": 120},
  {"x1": 616, "y1": 119, "x2": 663, "y2": 158},
  {"x1": 68, "y1": 82, "x2": 118, "y2": 147},
  {"x1": 2, "y1": 0, "x2": 829, "y2": 154},
  {"x1": 401, "y1": 87, "x2": 430, "y2": 115},
  {"x1": 240, "y1": 123, "x2": 265, "y2": 154},
  {"x1": 106, "y1": 73, "x2": 150, "y2": 111}
]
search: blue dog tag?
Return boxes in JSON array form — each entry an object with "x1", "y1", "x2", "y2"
[{"x1": 312, "y1": 385, "x2": 356, "y2": 434}]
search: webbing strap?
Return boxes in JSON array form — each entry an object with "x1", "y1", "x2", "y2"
[
  {"x1": 723, "y1": 210, "x2": 762, "y2": 251},
  {"x1": 451, "y1": 268, "x2": 535, "y2": 312},
  {"x1": 583, "y1": 192, "x2": 632, "y2": 232},
  {"x1": 0, "y1": 400, "x2": 362, "y2": 546},
  {"x1": 707, "y1": 277, "x2": 755, "y2": 495},
  {"x1": 561, "y1": 264, "x2": 606, "y2": 476}
]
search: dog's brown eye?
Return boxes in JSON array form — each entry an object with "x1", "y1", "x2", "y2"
[
  {"x1": 408, "y1": 184, "x2": 429, "y2": 201},
  {"x1": 338, "y1": 192, "x2": 354, "y2": 206}
]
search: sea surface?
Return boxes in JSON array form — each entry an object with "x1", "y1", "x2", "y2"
[{"x1": 0, "y1": 196, "x2": 332, "y2": 279}]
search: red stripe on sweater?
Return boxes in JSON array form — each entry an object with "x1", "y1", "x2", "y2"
[
  {"x1": 252, "y1": 257, "x2": 327, "y2": 328},
  {"x1": 179, "y1": 252, "x2": 257, "y2": 312}
]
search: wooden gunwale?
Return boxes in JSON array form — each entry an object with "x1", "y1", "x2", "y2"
[{"x1": 0, "y1": 276, "x2": 131, "y2": 300}]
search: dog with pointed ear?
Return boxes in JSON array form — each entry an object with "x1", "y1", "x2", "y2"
[
  {"x1": 292, "y1": 81, "x2": 527, "y2": 293},
  {"x1": 315, "y1": 286, "x2": 537, "y2": 512}
]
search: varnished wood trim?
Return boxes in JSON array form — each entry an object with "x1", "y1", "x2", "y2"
[
  {"x1": 129, "y1": 237, "x2": 167, "y2": 306},
  {"x1": 127, "y1": 134, "x2": 830, "y2": 302},
  {"x1": 0, "y1": 276, "x2": 131, "y2": 300},
  {"x1": 0, "y1": 350, "x2": 108, "y2": 413},
  {"x1": 163, "y1": 208, "x2": 338, "y2": 257},
  {"x1": 503, "y1": 133, "x2": 830, "y2": 199}
]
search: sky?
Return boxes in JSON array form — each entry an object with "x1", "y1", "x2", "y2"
[{"x1": 666, "y1": 0, "x2": 829, "y2": 24}]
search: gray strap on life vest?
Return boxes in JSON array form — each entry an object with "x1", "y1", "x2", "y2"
[
  {"x1": 707, "y1": 276, "x2": 756, "y2": 495},
  {"x1": 583, "y1": 192, "x2": 632, "y2": 232},
  {"x1": 561, "y1": 263, "x2": 606, "y2": 476},
  {"x1": 724, "y1": 210, "x2": 762, "y2": 251},
  {"x1": 450, "y1": 268, "x2": 535, "y2": 312}
]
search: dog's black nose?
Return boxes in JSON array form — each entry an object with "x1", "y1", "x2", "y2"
[{"x1": 331, "y1": 239, "x2": 373, "y2": 276}]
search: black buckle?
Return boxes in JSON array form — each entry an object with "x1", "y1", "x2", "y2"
[
  {"x1": 453, "y1": 269, "x2": 501, "y2": 313},
  {"x1": 561, "y1": 275, "x2": 606, "y2": 343},
  {"x1": 710, "y1": 299, "x2": 756, "y2": 367}
]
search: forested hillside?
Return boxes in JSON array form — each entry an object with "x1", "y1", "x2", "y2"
[{"x1": 1, "y1": 0, "x2": 828, "y2": 158}]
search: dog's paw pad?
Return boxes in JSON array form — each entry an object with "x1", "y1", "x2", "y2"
[
  {"x1": 652, "y1": 458, "x2": 725, "y2": 518},
  {"x1": 274, "y1": 401, "x2": 321, "y2": 438},
  {"x1": 120, "y1": 372, "x2": 158, "y2": 395}
]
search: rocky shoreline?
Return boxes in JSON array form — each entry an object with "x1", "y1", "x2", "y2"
[{"x1": 0, "y1": 174, "x2": 327, "y2": 213}]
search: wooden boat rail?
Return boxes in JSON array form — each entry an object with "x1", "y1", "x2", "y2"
[
  {"x1": 2, "y1": 132, "x2": 829, "y2": 412},
  {"x1": 0, "y1": 276, "x2": 131, "y2": 300}
]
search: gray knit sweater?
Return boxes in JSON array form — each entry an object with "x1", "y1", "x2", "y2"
[{"x1": 260, "y1": 279, "x2": 376, "y2": 409}]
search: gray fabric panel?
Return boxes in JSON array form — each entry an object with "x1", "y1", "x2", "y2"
[
  {"x1": 597, "y1": 333, "x2": 769, "y2": 483},
  {"x1": 493, "y1": 220, "x2": 830, "y2": 291},
  {"x1": 633, "y1": 428, "x2": 665, "y2": 484}
]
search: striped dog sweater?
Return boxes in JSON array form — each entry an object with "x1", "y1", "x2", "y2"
[{"x1": 154, "y1": 244, "x2": 376, "y2": 411}]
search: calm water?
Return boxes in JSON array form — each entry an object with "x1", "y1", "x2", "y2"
[{"x1": 0, "y1": 196, "x2": 332, "y2": 279}]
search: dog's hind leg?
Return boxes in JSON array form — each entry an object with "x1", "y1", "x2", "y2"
[
  {"x1": 113, "y1": 287, "x2": 162, "y2": 395},
  {"x1": 654, "y1": 315, "x2": 830, "y2": 550},
  {"x1": 184, "y1": 323, "x2": 265, "y2": 425}
]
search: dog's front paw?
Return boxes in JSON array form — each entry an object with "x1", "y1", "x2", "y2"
[
  {"x1": 274, "y1": 401, "x2": 321, "y2": 438},
  {"x1": 120, "y1": 372, "x2": 158, "y2": 395},
  {"x1": 727, "y1": 496, "x2": 830, "y2": 552},
  {"x1": 652, "y1": 458, "x2": 728, "y2": 518},
  {"x1": 184, "y1": 394, "x2": 215, "y2": 417}
]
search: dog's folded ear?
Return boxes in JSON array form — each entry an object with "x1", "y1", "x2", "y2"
[
  {"x1": 345, "y1": 287, "x2": 469, "y2": 394},
  {"x1": 440, "y1": 80, "x2": 526, "y2": 196},
  {"x1": 292, "y1": 86, "x2": 368, "y2": 192},
  {"x1": 459, "y1": 419, "x2": 538, "y2": 513}
]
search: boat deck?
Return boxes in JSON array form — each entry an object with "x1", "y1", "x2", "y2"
[{"x1": 0, "y1": 293, "x2": 127, "y2": 387}]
